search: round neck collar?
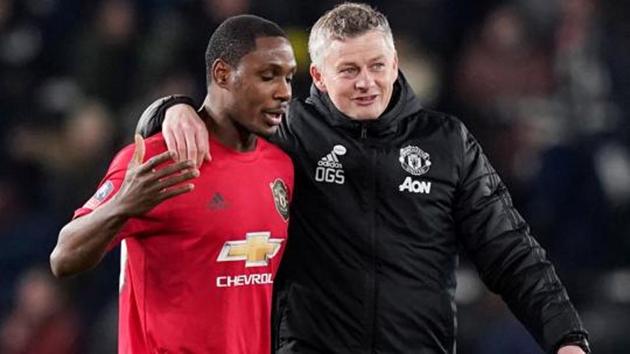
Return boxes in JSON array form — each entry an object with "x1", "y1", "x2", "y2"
[{"x1": 209, "y1": 137, "x2": 264, "y2": 162}]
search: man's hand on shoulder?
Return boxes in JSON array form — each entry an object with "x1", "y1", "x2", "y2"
[
  {"x1": 558, "y1": 345, "x2": 586, "y2": 354},
  {"x1": 113, "y1": 134, "x2": 199, "y2": 217},
  {"x1": 163, "y1": 104, "x2": 210, "y2": 168}
]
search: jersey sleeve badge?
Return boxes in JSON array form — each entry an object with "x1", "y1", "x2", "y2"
[{"x1": 83, "y1": 180, "x2": 115, "y2": 210}]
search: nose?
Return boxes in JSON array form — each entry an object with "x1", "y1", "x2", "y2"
[
  {"x1": 355, "y1": 70, "x2": 375, "y2": 91},
  {"x1": 274, "y1": 79, "x2": 291, "y2": 102}
]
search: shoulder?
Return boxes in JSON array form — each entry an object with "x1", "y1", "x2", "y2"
[
  {"x1": 403, "y1": 108, "x2": 467, "y2": 136},
  {"x1": 143, "y1": 133, "x2": 168, "y2": 157},
  {"x1": 110, "y1": 133, "x2": 167, "y2": 170},
  {"x1": 260, "y1": 138, "x2": 292, "y2": 162},
  {"x1": 415, "y1": 108, "x2": 462, "y2": 127},
  {"x1": 260, "y1": 139, "x2": 294, "y2": 175},
  {"x1": 288, "y1": 98, "x2": 320, "y2": 124},
  {"x1": 289, "y1": 98, "x2": 308, "y2": 113}
]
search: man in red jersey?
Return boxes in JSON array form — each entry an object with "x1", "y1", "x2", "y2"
[{"x1": 50, "y1": 15, "x2": 296, "y2": 354}]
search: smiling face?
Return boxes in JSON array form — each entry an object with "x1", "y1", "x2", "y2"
[
  {"x1": 224, "y1": 36, "x2": 297, "y2": 136},
  {"x1": 310, "y1": 30, "x2": 398, "y2": 120}
]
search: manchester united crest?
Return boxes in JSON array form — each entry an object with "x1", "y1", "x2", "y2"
[
  {"x1": 399, "y1": 145, "x2": 431, "y2": 176},
  {"x1": 269, "y1": 178, "x2": 290, "y2": 222}
]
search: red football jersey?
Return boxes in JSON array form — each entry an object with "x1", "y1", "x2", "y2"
[{"x1": 75, "y1": 133, "x2": 293, "y2": 354}]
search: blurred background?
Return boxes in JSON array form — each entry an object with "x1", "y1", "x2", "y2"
[{"x1": 0, "y1": 0, "x2": 629, "y2": 353}]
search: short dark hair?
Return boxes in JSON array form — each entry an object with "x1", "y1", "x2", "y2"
[{"x1": 205, "y1": 14, "x2": 287, "y2": 87}]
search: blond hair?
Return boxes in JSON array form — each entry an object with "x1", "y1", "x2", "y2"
[{"x1": 308, "y1": 2, "x2": 395, "y2": 66}]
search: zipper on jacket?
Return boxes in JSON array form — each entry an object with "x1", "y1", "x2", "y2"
[
  {"x1": 360, "y1": 125, "x2": 368, "y2": 139},
  {"x1": 364, "y1": 148, "x2": 378, "y2": 352}
]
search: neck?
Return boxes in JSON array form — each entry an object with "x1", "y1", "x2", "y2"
[{"x1": 201, "y1": 95, "x2": 257, "y2": 152}]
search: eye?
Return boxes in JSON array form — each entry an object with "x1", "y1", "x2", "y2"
[
  {"x1": 340, "y1": 67, "x2": 358, "y2": 75},
  {"x1": 285, "y1": 75, "x2": 293, "y2": 83},
  {"x1": 371, "y1": 63, "x2": 386, "y2": 70},
  {"x1": 261, "y1": 72, "x2": 274, "y2": 81}
]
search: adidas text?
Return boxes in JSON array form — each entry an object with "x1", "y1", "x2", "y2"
[{"x1": 399, "y1": 177, "x2": 431, "y2": 194}]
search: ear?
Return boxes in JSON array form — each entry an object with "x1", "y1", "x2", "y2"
[
  {"x1": 309, "y1": 63, "x2": 327, "y2": 92},
  {"x1": 392, "y1": 51, "x2": 399, "y2": 80},
  {"x1": 212, "y1": 59, "x2": 232, "y2": 88}
]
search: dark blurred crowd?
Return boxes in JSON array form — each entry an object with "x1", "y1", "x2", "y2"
[{"x1": 1, "y1": 0, "x2": 629, "y2": 353}]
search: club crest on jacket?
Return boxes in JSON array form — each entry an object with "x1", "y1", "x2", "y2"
[{"x1": 399, "y1": 145, "x2": 431, "y2": 176}]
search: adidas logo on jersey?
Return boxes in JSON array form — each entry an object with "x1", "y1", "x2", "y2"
[
  {"x1": 399, "y1": 177, "x2": 432, "y2": 194},
  {"x1": 315, "y1": 145, "x2": 346, "y2": 185},
  {"x1": 208, "y1": 192, "x2": 228, "y2": 210}
]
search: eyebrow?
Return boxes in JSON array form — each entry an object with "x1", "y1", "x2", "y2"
[
  {"x1": 259, "y1": 62, "x2": 297, "y2": 73},
  {"x1": 368, "y1": 55, "x2": 386, "y2": 61},
  {"x1": 336, "y1": 55, "x2": 387, "y2": 67}
]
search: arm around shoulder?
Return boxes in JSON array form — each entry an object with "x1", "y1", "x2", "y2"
[
  {"x1": 135, "y1": 95, "x2": 196, "y2": 138},
  {"x1": 136, "y1": 95, "x2": 209, "y2": 167}
]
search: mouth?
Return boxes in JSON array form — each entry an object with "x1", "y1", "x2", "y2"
[
  {"x1": 353, "y1": 95, "x2": 378, "y2": 106},
  {"x1": 262, "y1": 109, "x2": 286, "y2": 126}
]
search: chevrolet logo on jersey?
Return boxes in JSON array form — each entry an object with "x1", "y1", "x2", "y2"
[{"x1": 217, "y1": 232, "x2": 283, "y2": 267}]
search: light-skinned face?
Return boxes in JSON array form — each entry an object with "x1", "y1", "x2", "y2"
[
  {"x1": 225, "y1": 36, "x2": 297, "y2": 136},
  {"x1": 310, "y1": 30, "x2": 399, "y2": 120}
]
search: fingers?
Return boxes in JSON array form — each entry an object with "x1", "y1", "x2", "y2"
[
  {"x1": 171, "y1": 126, "x2": 187, "y2": 163},
  {"x1": 136, "y1": 151, "x2": 176, "y2": 174},
  {"x1": 164, "y1": 104, "x2": 209, "y2": 166},
  {"x1": 130, "y1": 134, "x2": 146, "y2": 167},
  {"x1": 152, "y1": 168, "x2": 198, "y2": 190},
  {"x1": 184, "y1": 129, "x2": 198, "y2": 167},
  {"x1": 164, "y1": 119, "x2": 187, "y2": 162},
  {"x1": 195, "y1": 128, "x2": 210, "y2": 167},
  {"x1": 150, "y1": 160, "x2": 195, "y2": 181},
  {"x1": 195, "y1": 118, "x2": 211, "y2": 164},
  {"x1": 162, "y1": 128, "x2": 179, "y2": 162},
  {"x1": 157, "y1": 183, "x2": 195, "y2": 202},
  {"x1": 164, "y1": 108, "x2": 187, "y2": 162},
  {"x1": 172, "y1": 122, "x2": 209, "y2": 168},
  {"x1": 182, "y1": 118, "x2": 207, "y2": 167}
]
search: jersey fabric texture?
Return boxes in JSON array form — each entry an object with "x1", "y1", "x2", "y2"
[
  {"x1": 140, "y1": 73, "x2": 589, "y2": 354},
  {"x1": 75, "y1": 133, "x2": 294, "y2": 354}
]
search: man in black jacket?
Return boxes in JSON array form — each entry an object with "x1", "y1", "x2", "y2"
[{"x1": 135, "y1": 3, "x2": 589, "y2": 354}]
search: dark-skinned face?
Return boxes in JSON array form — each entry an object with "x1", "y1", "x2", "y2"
[{"x1": 225, "y1": 36, "x2": 297, "y2": 137}]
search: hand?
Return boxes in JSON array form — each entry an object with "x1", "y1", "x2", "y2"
[
  {"x1": 163, "y1": 103, "x2": 210, "y2": 167},
  {"x1": 114, "y1": 134, "x2": 199, "y2": 216},
  {"x1": 558, "y1": 345, "x2": 586, "y2": 354}
]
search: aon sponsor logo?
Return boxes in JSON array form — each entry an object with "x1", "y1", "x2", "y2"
[{"x1": 399, "y1": 177, "x2": 432, "y2": 194}]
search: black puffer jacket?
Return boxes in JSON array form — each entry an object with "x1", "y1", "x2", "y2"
[{"x1": 139, "y1": 74, "x2": 588, "y2": 354}]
